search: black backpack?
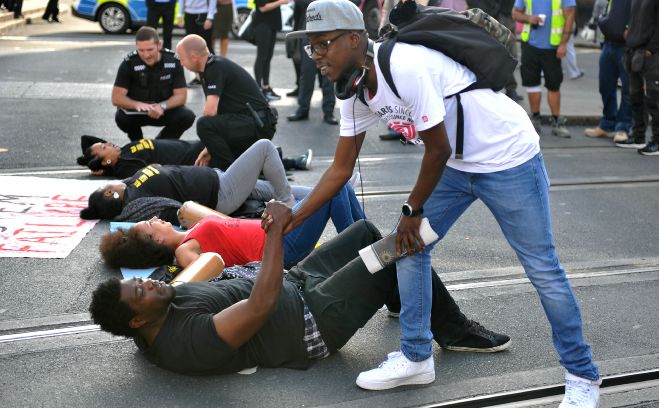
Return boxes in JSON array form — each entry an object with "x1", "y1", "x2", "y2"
[{"x1": 373, "y1": 1, "x2": 517, "y2": 159}]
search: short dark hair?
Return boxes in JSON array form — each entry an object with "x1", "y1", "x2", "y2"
[
  {"x1": 89, "y1": 278, "x2": 138, "y2": 338},
  {"x1": 135, "y1": 26, "x2": 160, "y2": 44},
  {"x1": 100, "y1": 228, "x2": 174, "y2": 269},
  {"x1": 80, "y1": 188, "x2": 123, "y2": 220}
]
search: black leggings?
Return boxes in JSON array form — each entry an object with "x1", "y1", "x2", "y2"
[{"x1": 253, "y1": 23, "x2": 277, "y2": 88}]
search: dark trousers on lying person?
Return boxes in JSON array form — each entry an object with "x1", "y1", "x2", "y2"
[
  {"x1": 196, "y1": 112, "x2": 275, "y2": 171},
  {"x1": 115, "y1": 106, "x2": 196, "y2": 141},
  {"x1": 286, "y1": 220, "x2": 471, "y2": 354}
]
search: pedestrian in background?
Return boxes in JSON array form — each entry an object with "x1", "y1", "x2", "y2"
[
  {"x1": 212, "y1": 0, "x2": 233, "y2": 56},
  {"x1": 146, "y1": 0, "x2": 177, "y2": 49},
  {"x1": 616, "y1": 0, "x2": 659, "y2": 155},
  {"x1": 563, "y1": 22, "x2": 585, "y2": 80},
  {"x1": 253, "y1": 0, "x2": 289, "y2": 101},
  {"x1": 513, "y1": 0, "x2": 576, "y2": 138},
  {"x1": 287, "y1": 0, "x2": 338, "y2": 125},
  {"x1": 42, "y1": 0, "x2": 61, "y2": 23},
  {"x1": 178, "y1": 0, "x2": 216, "y2": 86},
  {"x1": 584, "y1": 0, "x2": 631, "y2": 142}
]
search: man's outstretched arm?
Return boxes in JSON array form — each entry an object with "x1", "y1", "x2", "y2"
[{"x1": 211, "y1": 201, "x2": 290, "y2": 349}]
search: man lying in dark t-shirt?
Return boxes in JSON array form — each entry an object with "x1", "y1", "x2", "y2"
[{"x1": 89, "y1": 203, "x2": 511, "y2": 376}]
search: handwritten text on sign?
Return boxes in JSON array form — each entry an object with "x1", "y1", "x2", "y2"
[{"x1": 0, "y1": 177, "x2": 105, "y2": 258}]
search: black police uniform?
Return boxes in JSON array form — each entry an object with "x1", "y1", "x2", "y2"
[
  {"x1": 114, "y1": 49, "x2": 196, "y2": 141},
  {"x1": 197, "y1": 55, "x2": 278, "y2": 171}
]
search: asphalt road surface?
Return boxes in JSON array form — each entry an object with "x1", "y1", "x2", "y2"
[{"x1": 1, "y1": 18, "x2": 658, "y2": 408}]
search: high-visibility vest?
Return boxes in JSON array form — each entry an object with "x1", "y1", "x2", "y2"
[{"x1": 521, "y1": 0, "x2": 566, "y2": 46}]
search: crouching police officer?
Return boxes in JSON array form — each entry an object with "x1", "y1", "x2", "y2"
[
  {"x1": 112, "y1": 26, "x2": 196, "y2": 141},
  {"x1": 176, "y1": 34, "x2": 279, "y2": 171}
]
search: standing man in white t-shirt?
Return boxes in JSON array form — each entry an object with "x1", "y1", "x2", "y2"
[{"x1": 270, "y1": 0, "x2": 601, "y2": 406}]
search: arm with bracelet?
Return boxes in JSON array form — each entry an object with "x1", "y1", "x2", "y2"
[{"x1": 170, "y1": 252, "x2": 225, "y2": 286}]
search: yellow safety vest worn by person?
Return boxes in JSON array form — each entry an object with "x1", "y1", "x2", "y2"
[{"x1": 521, "y1": 0, "x2": 566, "y2": 46}]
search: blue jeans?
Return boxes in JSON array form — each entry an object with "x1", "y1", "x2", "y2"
[
  {"x1": 598, "y1": 42, "x2": 631, "y2": 133},
  {"x1": 283, "y1": 183, "x2": 364, "y2": 269},
  {"x1": 396, "y1": 153, "x2": 599, "y2": 381}
]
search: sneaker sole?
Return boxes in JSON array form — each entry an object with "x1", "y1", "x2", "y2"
[
  {"x1": 616, "y1": 143, "x2": 646, "y2": 149},
  {"x1": 639, "y1": 150, "x2": 659, "y2": 156},
  {"x1": 441, "y1": 338, "x2": 512, "y2": 353},
  {"x1": 356, "y1": 371, "x2": 435, "y2": 390}
]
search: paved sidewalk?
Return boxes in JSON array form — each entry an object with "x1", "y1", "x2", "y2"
[{"x1": 0, "y1": 0, "x2": 69, "y2": 34}]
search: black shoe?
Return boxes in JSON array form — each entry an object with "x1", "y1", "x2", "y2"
[
  {"x1": 287, "y1": 112, "x2": 309, "y2": 122},
  {"x1": 286, "y1": 88, "x2": 299, "y2": 97},
  {"x1": 639, "y1": 141, "x2": 659, "y2": 156},
  {"x1": 262, "y1": 87, "x2": 281, "y2": 101},
  {"x1": 439, "y1": 320, "x2": 512, "y2": 353},
  {"x1": 51, "y1": 17, "x2": 61, "y2": 23},
  {"x1": 616, "y1": 137, "x2": 646, "y2": 149},
  {"x1": 323, "y1": 113, "x2": 339, "y2": 125},
  {"x1": 506, "y1": 88, "x2": 523, "y2": 102},
  {"x1": 379, "y1": 130, "x2": 404, "y2": 141},
  {"x1": 42, "y1": 15, "x2": 49, "y2": 21},
  {"x1": 294, "y1": 149, "x2": 313, "y2": 170},
  {"x1": 187, "y1": 78, "x2": 201, "y2": 88}
]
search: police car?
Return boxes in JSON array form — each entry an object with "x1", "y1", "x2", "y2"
[{"x1": 71, "y1": 0, "x2": 293, "y2": 35}]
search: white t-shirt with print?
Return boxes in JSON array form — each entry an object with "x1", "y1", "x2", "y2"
[{"x1": 339, "y1": 43, "x2": 540, "y2": 174}]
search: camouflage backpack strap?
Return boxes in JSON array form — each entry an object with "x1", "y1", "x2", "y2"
[{"x1": 461, "y1": 8, "x2": 516, "y2": 54}]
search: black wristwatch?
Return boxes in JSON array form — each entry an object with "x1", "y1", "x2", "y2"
[{"x1": 402, "y1": 202, "x2": 423, "y2": 217}]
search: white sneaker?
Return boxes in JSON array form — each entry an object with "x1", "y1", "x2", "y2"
[
  {"x1": 559, "y1": 372, "x2": 602, "y2": 408},
  {"x1": 348, "y1": 172, "x2": 361, "y2": 188},
  {"x1": 356, "y1": 351, "x2": 435, "y2": 390}
]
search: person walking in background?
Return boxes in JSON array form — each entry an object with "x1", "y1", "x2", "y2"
[
  {"x1": 146, "y1": 0, "x2": 177, "y2": 50},
  {"x1": 563, "y1": 22, "x2": 585, "y2": 80},
  {"x1": 616, "y1": 0, "x2": 659, "y2": 155},
  {"x1": 253, "y1": 0, "x2": 289, "y2": 101},
  {"x1": 178, "y1": 0, "x2": 216, "y2": 86},
  {"x1": 212, "y1": 0, "x2": 233, "y2": 56},
  {"x1": 42, "y1": 0, "x2": 61, "y2": 23},
  {"x1": 287, "y1": 0, "x2": 338, "y2": 125},
  {"x1": 513, "y1": 0, "x2": 576, "y2": 138},
  {"x1": 584, "y1": 0, "x2": 631, "y2": 143}
]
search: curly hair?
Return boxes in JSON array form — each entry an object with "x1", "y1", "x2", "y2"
[
  {"x1": 100, "y1": 228, "x2": 175, "y2": 269},
  {"x1": 89, "y1": 278, "x2": 138, "y2": 338}
]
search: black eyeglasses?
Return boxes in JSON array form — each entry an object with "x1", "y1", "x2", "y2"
[{"x1": 304, "y1": 32, "x2": 350, "y2": 58}]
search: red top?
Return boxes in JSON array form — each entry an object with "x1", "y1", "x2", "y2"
[{"x1": 181, "y1": 215, "x2": 266, "y2": 267}]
